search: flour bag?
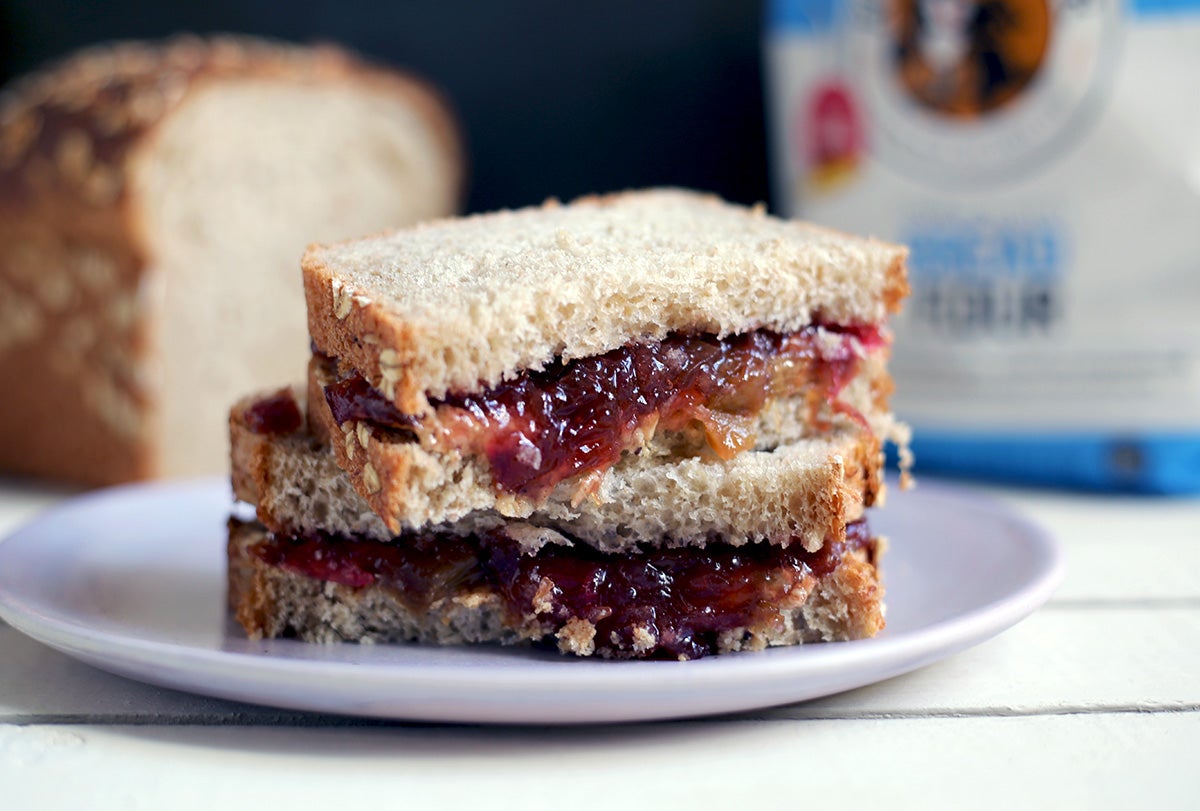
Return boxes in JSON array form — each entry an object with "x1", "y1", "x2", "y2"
[{"x1": 766, "y1": 0, "x2": 1200, "y2": 492}]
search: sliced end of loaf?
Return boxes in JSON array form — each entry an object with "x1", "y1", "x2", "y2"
[
  {"x1": 0, "y1": 35, "x2": 463, "y2": 486},
  {"x1": 138, "y1": 55, "x2": 461, "y2": 478}
]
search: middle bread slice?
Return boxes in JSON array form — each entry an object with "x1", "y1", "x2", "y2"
[
  {"x1": 234, "y1": 387, "x2": 881, "y2": 555},
  {"x1": 306, "y1": 351, "x2": 891, "y2": 544}
]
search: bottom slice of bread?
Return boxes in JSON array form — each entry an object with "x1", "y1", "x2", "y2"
[{"x1": 228, "y1": 517, "x2": 886, "y2": 661}]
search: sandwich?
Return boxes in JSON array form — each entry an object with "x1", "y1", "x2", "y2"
[{"x1": 227, "y1": 189, "x2": 911, "y2": 659}]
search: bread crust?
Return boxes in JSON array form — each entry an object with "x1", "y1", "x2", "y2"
[
  {"x1": 230, "y1": 387, "x2": 394, "y2": 539},
  {"x1": 302, "y1": 189, "x2": 909, "y2": 415},
  {"x1": 0, "y1": 35, "x2": 463, "y2": 486}
]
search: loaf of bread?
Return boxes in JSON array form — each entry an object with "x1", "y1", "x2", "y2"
[{"x1": 0, "y1": 35, "x2": 462, "y2": 485}]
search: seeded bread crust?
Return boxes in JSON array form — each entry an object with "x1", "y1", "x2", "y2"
[
  {"x1": 0, "y1": 35, "x2": 462, "y2": 486},
  {"x1": 230, "y1": 387, "x2": 392, "y2": 539},
  {"x1": 227, "y1": 519, "x2": 886, "y2": 656},
  {"x1": 302, "y1": 189, "x2": 909, "y2": 415},
  {"x1": 231, "y1": 388, "x2": 880, "y2": 552}
]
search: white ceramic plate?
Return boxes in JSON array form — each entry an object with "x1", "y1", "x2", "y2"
[{"x1": 0, "y1": 477, "x2": 1062, "y2": 724}]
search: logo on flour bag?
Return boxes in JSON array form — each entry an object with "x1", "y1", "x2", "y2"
[
  {"x1": 891, "y1": 0, "x2": 1051, "y2": 118},
  {"x1": 797, "y1": 0, "x2": 1122, "y2": 188}
]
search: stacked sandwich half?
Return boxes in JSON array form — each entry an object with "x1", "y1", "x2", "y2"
[{"x1": 227, "y1": 189, "x2": 911, "y2": 660}]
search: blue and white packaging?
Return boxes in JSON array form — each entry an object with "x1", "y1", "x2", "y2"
[{"x1": 765, "y1": 0, "x2": 1200, "y2": 492}]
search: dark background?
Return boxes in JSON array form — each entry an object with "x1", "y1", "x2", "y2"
[{"x1": 0, "y1": 0, "x2": 771, "y2": 214}]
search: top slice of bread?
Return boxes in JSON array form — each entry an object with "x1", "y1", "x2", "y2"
[{"x1": 303, "y1": 188, "x2": 909, "y2": 413}]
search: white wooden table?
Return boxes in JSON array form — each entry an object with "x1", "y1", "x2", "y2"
[{"x1": 1, "y1": 479, "x2": 1197, "y2": 809}]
